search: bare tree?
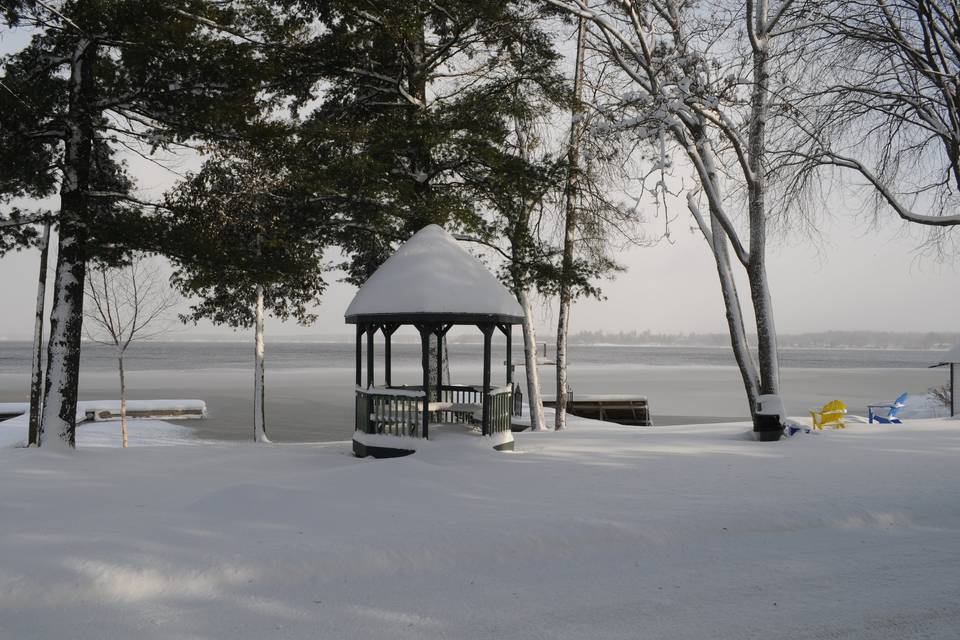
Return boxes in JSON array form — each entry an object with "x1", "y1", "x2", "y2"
[
  {"x1": 84, "y1": 257, "x2": 178, "y2": 447},
  {"x1": 545, "y1": 0, "x2": 816, "y2": 427},
  {"x1": 793, "y1": 0, "x2": 960, "y2": 235},
  {"x1": 556, "y1": 10, "x2": 590, "y2": 431}
]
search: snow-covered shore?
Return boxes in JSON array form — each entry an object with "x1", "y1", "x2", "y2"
[{"x1": 1, "y1": 413, "x2": 959, "y2": 639}]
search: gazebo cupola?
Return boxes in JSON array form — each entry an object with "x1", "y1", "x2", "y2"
[{"x1": 345, "y1": 225, "x2": 524, "y2": 458}]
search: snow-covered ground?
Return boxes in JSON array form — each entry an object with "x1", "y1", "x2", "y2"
[
  {"x1": 1, "y1": 410, "x2": 958, "y2": 639},
  {"x1": 0, "y1": 400, "x2": 205, "y2": 449}
]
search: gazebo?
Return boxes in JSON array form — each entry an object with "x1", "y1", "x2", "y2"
[
  {"x1": 345, "y1": 225, "x2": 524, "y2": 458},
  {"x1": 931, "y1": 344, "x2": 960, "y2": 417}
]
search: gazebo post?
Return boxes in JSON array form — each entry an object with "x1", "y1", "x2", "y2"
[
  {"x1": 383, "y1": 324, "x2": 398, "y2": 388},
  {"x1": 480, "y1": 323, "x2": 494, "y2": 436},
  {"x1": 434, "y1": 324, "x2": 452, "y2": 401},
  {"x1": 366, "y1": 324, "x2": 376, "y2": 388},
  {"x1": 355, "y1": 323, "x2": 363, "y2": 388},
  {"x1": 435, "y1": 329, "x2": 444, "y2": 398},
  {"x1": 418, "y1": 325, "x2": 432, "y2": 439},
  {"x1": 497, "y1": 323, "x2": 512, "y2": 385}
]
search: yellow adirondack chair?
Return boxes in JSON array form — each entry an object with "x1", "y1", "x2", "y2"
[{"x1": 810, "y1": 399, "x2": 847, "y2": 430}]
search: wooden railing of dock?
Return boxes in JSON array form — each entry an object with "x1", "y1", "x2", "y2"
[{"x1": 543, "y1": 396, "x2": 651, "y2": 426}]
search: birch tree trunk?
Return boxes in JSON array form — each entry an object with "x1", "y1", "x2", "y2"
[
  {"x1": 519, "y1": 289, "x2": 546, "y2": 430},
  {"x1": 40, "y1": 38, "x2": 95, "y2": 449},
  {"x1": 746, "y1": 0, "x2": 780, "y2": 398},
  {"x1": 689, "y1": 197, "x2": 761, "y2": 413},
  {"x1": 556, "y1": 10, "x2": 588, "y2": 430},
  {"x1": 253, "y1": 283, "x2": 269, "y2": 443},
  {"x1": 712, "y1": 218, "x2": 760, "y2": 412},
  {"x1": 28, "y1": 221, "x2": 51, "y2": 446},
  {"x1": 686, "y1": 127, "x2": 764, "y2": 421},
  {"x1": 118, "y1": 354, "x2": 128, "y2": 448}
]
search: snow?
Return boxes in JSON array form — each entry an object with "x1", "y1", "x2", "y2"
[
  {"x1": 358, "y1": 385, "x2": 426, "y2": 398},
  {"x1": 344, "y1": 225, "x2": 524, "y2": 321},
  {"x1": 0, "y1": 412, "x2": 197, "y2": 448},
  {"x1": 1, "y1": 410, "x2": 959, "y2": 639},
  {"x1": 354, "y1": 424, "x2": 514, "y2": 451},
  {"x1": 0, "y1": 399, "x2": 207, "y2": 448}
]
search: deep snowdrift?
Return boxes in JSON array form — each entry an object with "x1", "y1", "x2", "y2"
[{"x1": 1, "y1": 413, "x2": 958, "y2": 639}]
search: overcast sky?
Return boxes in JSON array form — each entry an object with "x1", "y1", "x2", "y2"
[
  {"x1": 1, "y1": 24, "x2": 957, "y2": 342},
  {"x1": 2, "y1": 183, "x2": 956, "y2": 342}
]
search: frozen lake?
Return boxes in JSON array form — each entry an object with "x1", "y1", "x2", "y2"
[{"x1": 0, "y1": 340, "x2": 947, "y2": 441}]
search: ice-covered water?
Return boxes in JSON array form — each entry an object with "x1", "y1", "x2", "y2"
[{"x1": 0, "y1": 340, "x2": 947, "y2": 441}]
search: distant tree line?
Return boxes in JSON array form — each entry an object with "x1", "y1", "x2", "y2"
[{"x1": 568, "y1": 331, "x2": 960, "y2": 351}]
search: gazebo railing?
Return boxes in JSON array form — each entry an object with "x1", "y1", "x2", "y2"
[
  {"x1": 355, "y1": 384, "x2": 513, "y2": 437},
  {"x1": 487, "y1": 386, "x2": 514, "y2": 434},
  {"x1": 356, "y1": 387, "x2": 425, "y2": 438}
]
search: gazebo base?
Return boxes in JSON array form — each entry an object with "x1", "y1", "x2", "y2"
[
  {"x1": 352, "y1": 439, "x2": 415, "y2": 459},
  {"x1": 352, "y1": 427, "x2": 514, "y2": 458}
]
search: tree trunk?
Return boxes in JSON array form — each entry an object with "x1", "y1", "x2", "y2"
[
  {"x1": 254, "y1": 283, "x2": 269, "y2": 443},
  {"x1": 118, "y1": 354, "x2": 128, "y2": 448},
  {"x1": 39, "y1": 217, "x2": 87, "y2": 449},
  {"x1": 747, "y1": 260, "x2": 779, "y2": 396},
  {"x1": 710, "y1": 214, "x2": 761, "y2": 416},
  {"x1": 556, "y1": 10, "x2": 588, "y2": 430},
  {"x1": 28, "y1": 221, "x2": 51, "y2": 446},
  {"x1": 746, "y1": 9, "x2": 780, "y2": 398},
  {"x1": 426, "y1": 334, "x2": 449, "y2": 400},
  {"x1": 39, "y1": 38, "x2": 95, "y2": 449},
  {"x1": 519, "y1": 289, "x2": 546, "y2": 430},
  {"x1": 688, "y1": 191, "x2": 761, "y2": 421}
]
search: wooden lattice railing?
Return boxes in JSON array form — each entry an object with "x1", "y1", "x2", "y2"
[{"x1": 355, "y1": 384, "x2": 513, "y2": 437}]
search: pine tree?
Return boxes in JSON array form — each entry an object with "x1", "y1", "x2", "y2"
[
  {"x1": 163, "y1": 141, "x2": 332, "y2": 443},
  {"x1": 277, "y1": 0, "x2": 567, "y2": 279},
  {"x1": 0, "y1": 1, "x2": 273, "y2": 448}
]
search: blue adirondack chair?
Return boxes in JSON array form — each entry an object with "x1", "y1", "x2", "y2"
[{"x1": 868, "y1": 392, "x2": 908, "y2": 424}]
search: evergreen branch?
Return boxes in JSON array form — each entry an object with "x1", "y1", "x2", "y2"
[
  {"x1": 0, "y1": 211, "x2": 52, "y2": 228},
  {"x1": 168, "y1": 7, "x2": 265, "y2": 46},
  {"x1": 86, "y1": 191, "x2": 170, "y2": 210},
  {"x1": 34, "y1": 0, "x2": 88, "y2": 35}
]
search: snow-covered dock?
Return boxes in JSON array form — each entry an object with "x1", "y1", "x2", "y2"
[
  {"x1": 1, "y1": 411, "x2": 958, "y2": 639},
  {"x1": 0, "y1": 400, "x2": 207, "y2": 448},
  {"x1": 0, "y1": 399, "x2": 206, "y2": 422}
]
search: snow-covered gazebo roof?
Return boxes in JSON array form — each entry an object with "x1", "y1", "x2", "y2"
[
  {"x1": 932, "y1": 344, "x2": 960, "y2": 367},
  {"x1": 345, "y1": 225, "x2": 524, "y2": 324}
]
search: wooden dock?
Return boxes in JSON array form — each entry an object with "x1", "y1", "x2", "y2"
[
  {"x1": 542, "y1": 395, "x2": 652, "y2": 426},
  {"x1": 0, "y1": 400, "x2": 207, "y2": 424}
]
